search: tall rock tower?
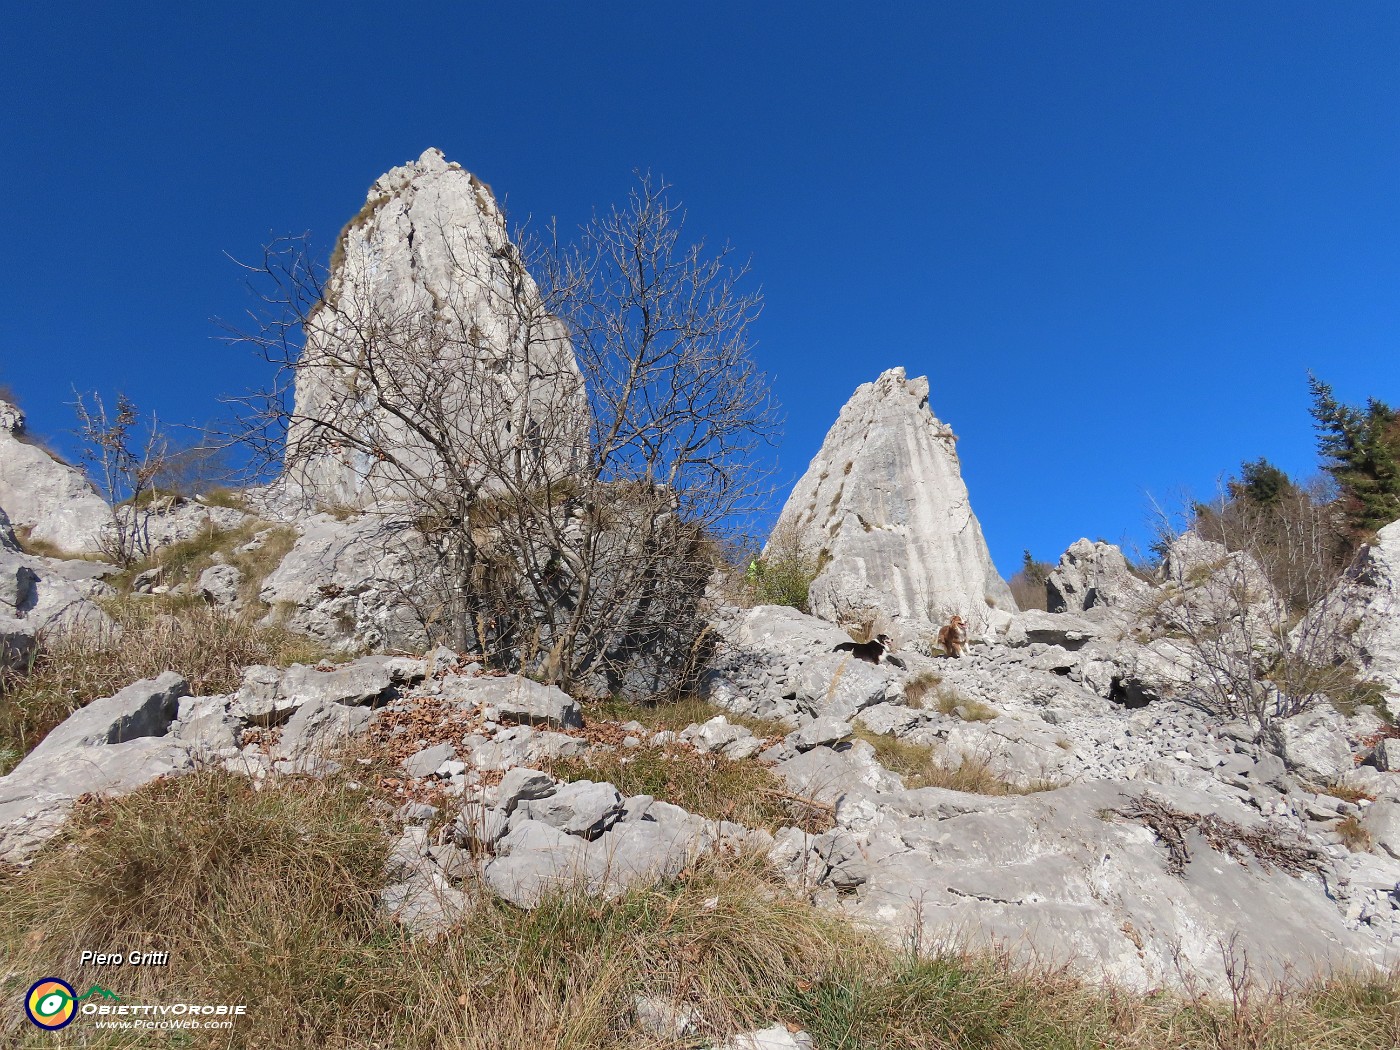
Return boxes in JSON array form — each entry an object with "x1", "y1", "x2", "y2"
[
  {"x1": 286, "y1": 148, "x2": 586, "y2": 506},
  {"x1": 772, "y1": 367, "x2": 1014, "y2": 636}
]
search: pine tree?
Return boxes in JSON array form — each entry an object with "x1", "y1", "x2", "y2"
[
  {"x1": 1308, "y1": 374, "x2": 1400, "y2": 544},
  {"x1": 1230, "y1": 457, "x2": 1292, "y2": 506}
]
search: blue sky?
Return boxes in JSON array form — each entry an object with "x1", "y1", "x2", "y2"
[{"x1": 3, "y1": 2, "x2": 1397, "y2": 575}]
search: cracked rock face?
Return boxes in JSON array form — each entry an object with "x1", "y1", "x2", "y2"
[
  {"x1": 1322, "y1": 518, "x2": 1400, "y2": 715},
  {"x1": 285, "y1": 148, "x2": 587, "y2": 507},
  {"x1": 0, "y1": 399, "x2": 111, "y2": 553},
  {"x1": 771, "y1": 367, "x2": 1014, "y2": 637}
]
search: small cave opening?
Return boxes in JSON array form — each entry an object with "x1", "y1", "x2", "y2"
[{"x1": 1108, "y1": 675, "x2": 1152, "y2": 709}]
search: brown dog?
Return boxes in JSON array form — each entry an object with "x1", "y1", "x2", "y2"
[{"x1": 936, "y1": 615, "x2": 967, "y2": 658}]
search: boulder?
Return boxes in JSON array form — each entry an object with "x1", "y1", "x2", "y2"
[
  {"x1": 233, "y1": 655, "x2": 425, "y2": 725},
  {"x1": 30, "y1": 672, "x2": 189, "y2": 757},
  {"x1": 197, "y1": 563, "x2": 243, "y2": 607},
  {"x1": 680, "y1": 716, "x2": 762, "y2": 759},
  {"x1": 276, "y1": 697, "x2": 372, "y2": 759},
  {"x1": 482, "y1": 819, "x2": 590, "y2": 906},
  {"x1": 171, "y1": 695, "x2": 242, "y2": 754},
  {"x1": 403, "y1": 743, "x2": 456, "y2": 778},
  {"x1": 491, "y1": 767, "x2": 558, "y2": 813},
  {"x1": 381, "y1": 870, "x2": 468, "y2": 938},
  {"x1": 258, "y1": 510, "x2": 436, "y2": 653},
  {"x1": 0, "y1": 673, "x2": 194, "y2": 864},
  {"x1": 1363, "y1": 800, "x2": 1400, "y2": 861},
  {"x1": 0, "y1": 398, "x2": 111, "y2": 553},
  {"x1": 0, "y1": 541, "x2": 116, "y2": 659},
  {"x1": 1046, "y1": 539, "x2": 1152, "y2": 614},
  {"x1": 524, "y1": 780, "x2": 624, "y2": 839},
  {"x1": 1374, "y1": 738, "x2": 1400, "y2": 773},
  {"x1": 794, "y1": 651, "x2": 888, "y2": 719},
  {"x1": 787, "y1": 716, "x2": 853, "y2": 752},
  {"x1": 770, "y1": 367, "x2": 1014, "y2": 634},
  {"x1": 1269, "y1": 709, "x2": 1354, "y2": 784},
  {"x1": 1005, "y1": 609, "x2": 1101, "y2": 650},
  {"x1": 717, "y1": 1026, "x2": 816, "y2": 1050},
  {"x1": 1317, "y1": 519, "x2": 1400, "y2": 716},
  {"x1": 444, "y1": 674, "x2": 582, "y2": 729}
]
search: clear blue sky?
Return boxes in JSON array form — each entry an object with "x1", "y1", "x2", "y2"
[{"x1": 3, "y1": 3, "x2": 1397, "y2": 575}]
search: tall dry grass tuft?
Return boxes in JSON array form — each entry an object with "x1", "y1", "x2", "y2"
[{"x1": 0, "y1": 599, "x2": 326, "y2": 772}]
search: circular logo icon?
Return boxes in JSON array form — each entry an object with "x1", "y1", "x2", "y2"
[{"x1": 26, "y1": 978, "x2": 77, "y2": 1030}]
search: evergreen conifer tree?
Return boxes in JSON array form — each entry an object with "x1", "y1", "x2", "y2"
[{"x1": 1308, "y1": 374, "x2": 1400, "y2": 544}]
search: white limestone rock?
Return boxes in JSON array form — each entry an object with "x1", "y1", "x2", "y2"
[
  {"x1": 771, "y1": 367, "x2": 1014, "y2": 636},
  {"x1": 284, "y1": 148, "x2": 586, "y2": 507},
  {"x1": 1319, "y1": 519, "x2": 1400, "y2": 716},
  {"x1": 0, "y1": 399, "x2": 111, "y2": 553},
  {"x1": 1047, "y1": 538, "x2": 1153, "y2": 614},
  {"x1": 258, "y1": 510, "x2": 435, "y2": 653},
  {"x1": 0, "y1": 673, "x2": 194, "y2": 864}
]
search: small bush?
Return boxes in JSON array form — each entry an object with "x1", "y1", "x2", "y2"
[
  {"x1": 903, "y1": 669, "x2": 942, "y2": 709},
  {"x1": 935, "y1": 685, "x2": 998, "y2": 721},
  {"x1": 1339, "y1": 815, "x2": 1373, "y2": 853},
  {"x1": 1008, "y1": 549, "x2": 1052, "y2": 611},
  {"x1": 729, "y1": 518, "x2": 820, "y2": 612}
]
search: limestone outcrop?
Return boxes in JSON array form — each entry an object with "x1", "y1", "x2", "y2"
[
  {"x1": 0, "y1": 398, "x2": 110, "y2": 553},
  {"x1": 1319, "y1": 518, "x2": 1400, "y2": 715},
  {"x1": 770, "y1": 368, "x2": 1013, "y2": 637},
  {"x1": 1047, "y1": 538, "x2": 1153, "y2": 615},
  {"x1": 285, "y1": 148, "x2": 587, "y2": 507}
]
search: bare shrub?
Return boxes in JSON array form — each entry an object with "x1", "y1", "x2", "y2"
[
  {"x1": 228, "y1": 174, "x2": 778, "y2": 698},
  {"x1": 72, "y1": 391, "x2": 171, "y2": 565},
  {"x1": 1139, "y1": 481, "x2": 1365, "y2": 727}
]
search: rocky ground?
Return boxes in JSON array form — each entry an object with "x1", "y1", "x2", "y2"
[{"x1": 7, "y1": 542, "x2": 1400, "y2": 1001}]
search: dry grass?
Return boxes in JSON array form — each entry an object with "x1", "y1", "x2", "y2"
[
  {"x1": 3, "y1": 770, "x2": 1398, "y2": 1049},
  {"x1": 935, "y1": 684, "x2": 999, "y2": 721},
  {"x1": 0, "y1": 599, "x2": 326, "y2": 773},
  {"x1": 12, "y1": 524, "x2": 106, "y2": 562},
  {"x1": 551, "y1": 745, "x2": 832, "y2": 835},
  {"x1": 585, "y1": 694, "x2": 789, "y2": 740},
  {"x1": 117, "y1": 520, "x2": 297, "y2": 606},
  {"x1": 1339, "y1": 815, "x2": 1374, "y2": 853},
  {"x1": 903, "y1": 669, "x2": 942, "y2": 709},
  {"x1": 851, "y1": 727, "x2": 1056, "y2": 796}
]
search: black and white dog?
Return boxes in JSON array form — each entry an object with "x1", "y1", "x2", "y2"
[{"x1": 833, "y1": 633, "x2": 905, "y2": 669}]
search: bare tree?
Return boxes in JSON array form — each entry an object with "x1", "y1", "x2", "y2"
[
  {"x1": 73, "y1": 391, "x2": 170, "y2": 565},
  {"x1": 1139, "y1": 482, "x2": 1365, "y2": 727},
  {"x1": 228, "y1": 174, "x2": 778, "y2": 697}
]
